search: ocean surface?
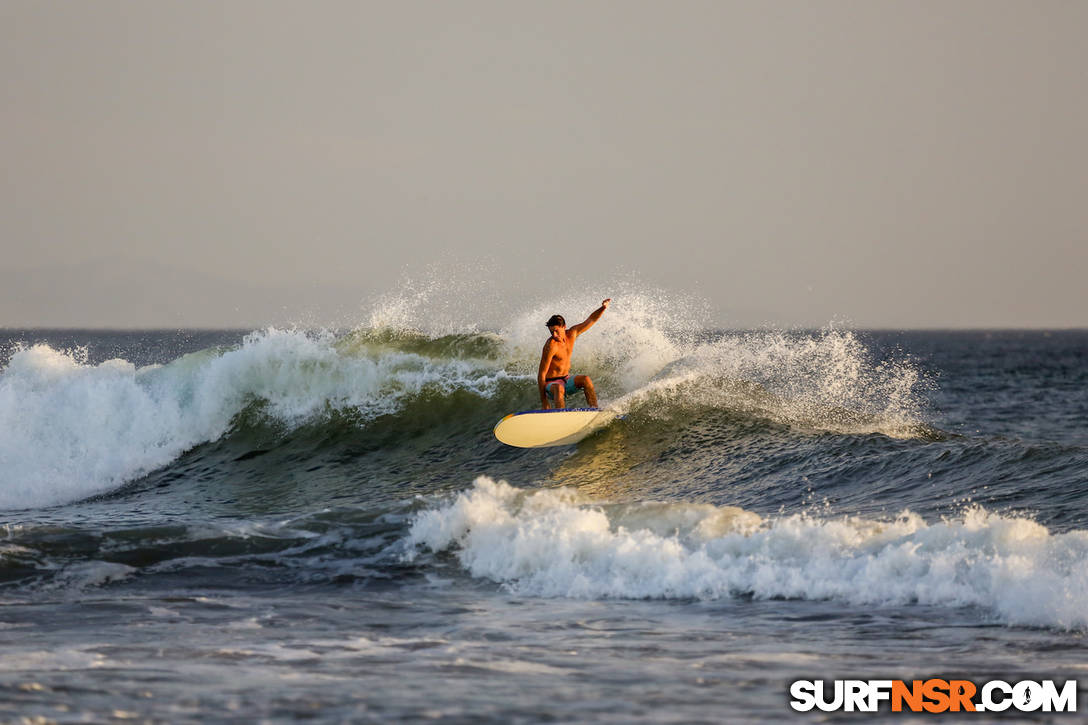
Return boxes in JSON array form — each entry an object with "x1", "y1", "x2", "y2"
[{"x1": 2, "y1": 298, "x2": 1087, "y2": 721}]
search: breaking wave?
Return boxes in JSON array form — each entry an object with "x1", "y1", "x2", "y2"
[
  {"x1": 1, "y1": 287, "x2": 930, "y2": 510},
  {"x1": 408, "y1": 477, "x2": 1088, "y2": 630}
]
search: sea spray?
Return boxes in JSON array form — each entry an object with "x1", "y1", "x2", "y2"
[{"x1": 610, "y1": 328, "x2": 930, "y2": 437}]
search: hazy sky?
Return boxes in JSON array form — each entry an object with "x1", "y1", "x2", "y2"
[{"x1": 2, "y1": 0, "x2": 1086, "y2": 329}]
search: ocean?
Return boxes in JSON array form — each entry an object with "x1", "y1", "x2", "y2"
[{"x1": 2, "y1": 296, "x2": 1086, "y2": 722}]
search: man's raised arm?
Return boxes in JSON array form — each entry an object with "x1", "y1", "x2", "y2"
[{"x1": 568, "y1": 299, "x2": 611, "y2": 336}]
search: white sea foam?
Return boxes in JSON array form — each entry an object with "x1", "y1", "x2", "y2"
[
  {"x1": 408, "y1": 477, "x2": 1088, "y2": 630},
  {"x1": 0, "y1": 329, "x2": 508, "y2": 509}
]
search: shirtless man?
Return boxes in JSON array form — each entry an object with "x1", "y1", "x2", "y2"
[{"x1": 538, "y1": 299, "x2": 611, "y2": 409}]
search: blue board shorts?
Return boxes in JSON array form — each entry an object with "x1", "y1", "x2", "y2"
[{"x1": 545, "y1": 374, "x2": 580, "y2": 401}]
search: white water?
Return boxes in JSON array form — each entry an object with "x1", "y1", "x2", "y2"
[
  {"x1": 0, "y1": 329, "x2": 509, "y2": 509},
  {"x1": 409, "y1": 476, "x2": 1088, "y2": 630}
]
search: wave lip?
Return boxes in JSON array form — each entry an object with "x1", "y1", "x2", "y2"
[{"x1": 408, "y1": 477, "x2": 1088, "y2": 631}]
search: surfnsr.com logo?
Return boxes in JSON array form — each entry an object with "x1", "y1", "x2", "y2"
[{"x1": 789, "y1": 679, "x2": 1078, "y2": 713}]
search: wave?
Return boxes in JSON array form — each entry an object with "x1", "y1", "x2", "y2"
[
  {"x1": 407, "y1": 477, "x2": 1088, "y2": 631},
  {"x1": 1, "y1": 290, "x2": 932, "y2": 510},
  {"x1": 0, "y1": 329, "x2": 514, "y2": 510}
]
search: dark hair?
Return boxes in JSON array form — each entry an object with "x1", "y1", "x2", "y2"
[{"x1": 545, "y1": 314, "x2": 565, "y2": 327}]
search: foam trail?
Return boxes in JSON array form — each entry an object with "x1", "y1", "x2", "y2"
[
  {"x1": 409, "y1": 477, "x2": 1088, "y2": 630},
  {"x1": 0, "y1": 329, "x2": 509, "y2": 509}
]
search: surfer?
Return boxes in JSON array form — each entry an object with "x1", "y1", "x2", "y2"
[{"x1": 538, "y1": 299, "x2": 610, "y2": 409}]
